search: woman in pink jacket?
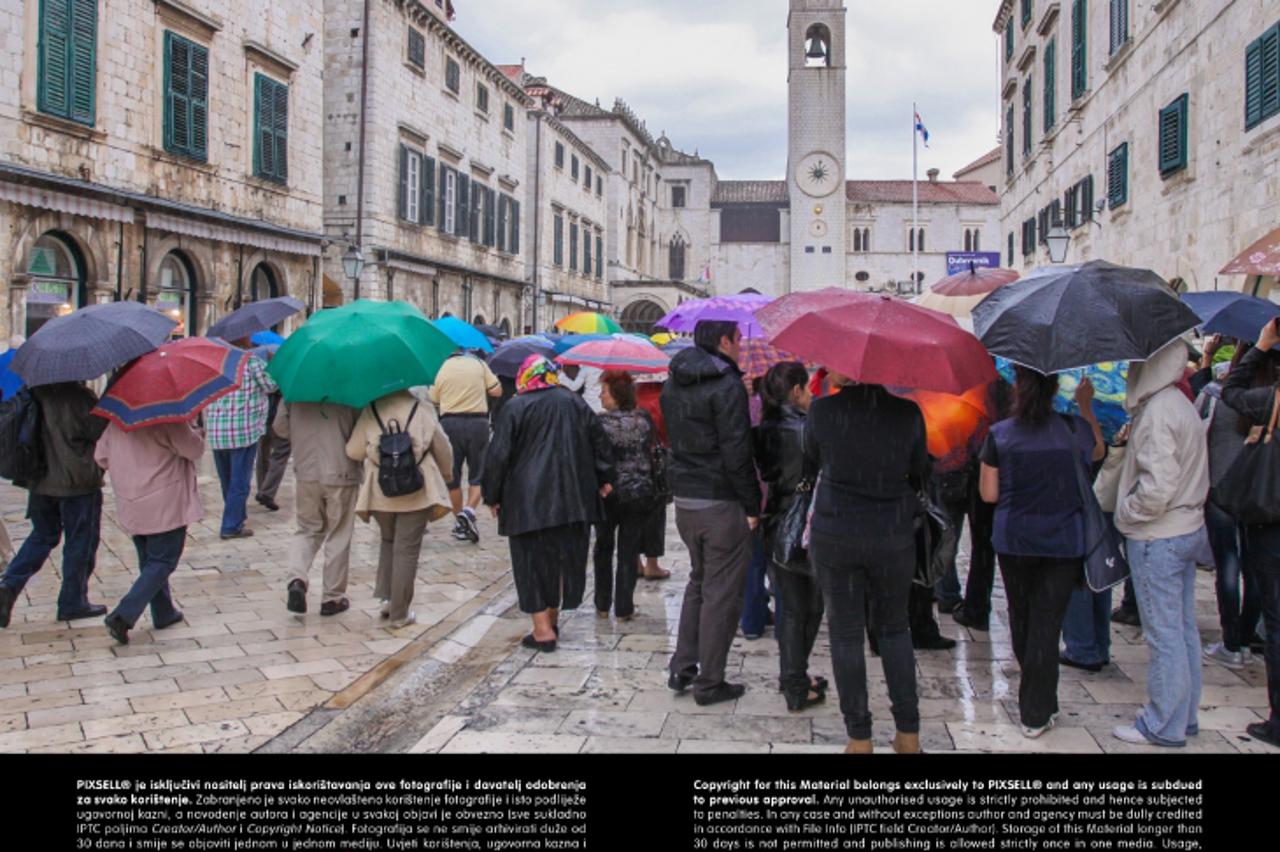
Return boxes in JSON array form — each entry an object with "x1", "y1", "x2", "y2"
[{"x1": 94, "y1": 420, "x2": 206, "y2": 644}]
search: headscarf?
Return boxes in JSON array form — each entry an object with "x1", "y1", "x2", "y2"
[{"x1": 516, "y1": 355, "x2": 560, "y2": 394}]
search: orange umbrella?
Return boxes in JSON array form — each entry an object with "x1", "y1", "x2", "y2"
[{"x1": 894, "y1": 383, "x2": 994, "y2": 472}]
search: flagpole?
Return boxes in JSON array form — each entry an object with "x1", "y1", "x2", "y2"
[{"x1": 912, "y1": 101, "x2": 919, "y2": 295}]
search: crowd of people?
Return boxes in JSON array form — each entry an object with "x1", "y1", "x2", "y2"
[{"x1": 0, "y1": 314, "x2": 1277, "y2": 755}]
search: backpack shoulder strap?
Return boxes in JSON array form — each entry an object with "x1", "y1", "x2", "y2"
[
  {"x1": 370, "y1": 401, "x2": 387, "y2": 433},
  {"x1": 404, "y1": 401, "x2": 419, "y2": 428}
]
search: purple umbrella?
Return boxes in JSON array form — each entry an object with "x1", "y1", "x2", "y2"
[{"x1": 656, "y1": 293, "x2": 773, "y2": 338}]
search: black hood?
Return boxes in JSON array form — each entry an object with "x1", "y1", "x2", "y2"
[{"x1": 669, "y1": 346, "x2": 738, "y2": 386}]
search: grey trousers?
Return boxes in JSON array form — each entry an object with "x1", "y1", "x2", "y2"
[
  {"x1": 289, "y1": 481, "x2": 358, "y2": 603},
  {"x1": 669, "y1": 502, "x2": 753, "y2": 695},
  {"x1": 372, "y1": 510, "x2": 430, "y2": 622},
  {"x1": 255, "y1": 432, "x2": 292, "y2": 501}
]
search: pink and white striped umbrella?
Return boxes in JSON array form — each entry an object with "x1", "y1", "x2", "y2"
[{"x1": 557, "y1": 336, "x2": 671, "y2": 374}]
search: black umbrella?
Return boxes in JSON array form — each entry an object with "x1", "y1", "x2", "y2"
[
  {"x1": 207, "y1": 296, "x2": 304, "y2": 342},
  {"x1": 11, "y1": 301, "x2": 177, "y2": 387},
  {"x1": 972, "y1": 260, "x2": 1200, "y2": 373},
  {"x1": 475, "y1": 323, "x2": 508, "y2": 345},
  {"x1": 488, "y1": 338, "x2": 555, "y2": 378}
]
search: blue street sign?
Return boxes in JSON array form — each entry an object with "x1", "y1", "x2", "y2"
[{"x1": 946, "y1": 252, "x2": 1003, "y2": 276}]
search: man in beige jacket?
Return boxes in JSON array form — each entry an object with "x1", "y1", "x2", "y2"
[{"x1": 275, "y1": 402, "x2": 361, "y2": 616}]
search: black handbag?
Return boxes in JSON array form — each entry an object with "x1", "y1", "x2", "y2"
[
  {"x1": 1061, "y1": 417, "x2": 1129, "y2": 592},
  {"x1": 769, "y1": 478, "x2": 814, "y2": 575},
  {"x1": 914, "y1": 492, "x2": 956, "y2": 589},
  {"x1": 1215, "y1": 389, "x2": 1280, "y2": 525}
]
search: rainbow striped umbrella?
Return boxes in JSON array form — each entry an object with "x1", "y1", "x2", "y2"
[
  {"x1": 92, "y1": 338, "x2": 249, "y2": 431},
  {"x1": 554, "y1": 311, "x2": 622, "y2": 335},
  {"x1": 557, "y1": 336, "x2": 670, "y2": 374}
]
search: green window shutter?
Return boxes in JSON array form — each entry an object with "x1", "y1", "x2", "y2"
[
  {"x1": 455, "y1": 175, "x2": 469, "y2": 238},
  {"x1": 1245, "y1": 25, "x2": 1280, "y2": 130},
  {"x1": 68, "y1": 0, "x2": 96, "y2": 125},
  {"x1": 254, "y1": 75, "x2": 272, "y2": 179},
  {"x1": 469, "y1": 182, "x2": 482, "y2": 244},
  {"x1": 1043, "y1": 40, "x2": 1056, "y2": 132},
  {"x1": 422, "y1": 155, "x2": 435, "y2": 226},
  {"x1": 483, "y1": 188, "x2": 495, "y2": 246},
  {"x1": 1008, "y1": 232, "x2": 1014, "y2": 266},
  {"x1": 1108, "y1": 143, "x2": 1128, "y2": 208},
  {"x1": 38, "y1": 0, "x2": 72, "y2": 119},
  {"x1": 553, "y1": 214, "x2": 562, "y2": 266},
  {"x1": 271, "y1": 79, "x2": 288, "y2": 182},
  {"x1": 1022, "y1": 79, "x2": 1032, "y2": 156},
  {"x1": 1005, "y1": 18, "x2": 1014, "y2": 63},
  {"x1": 165, "y1": 32, "x2": 208, "y2": 160},
  {"x1": 397, "y1": 144, "x2": 409, "y2": 220},
  {"x1": 584, "y1": 230, "x2": 591, "y2": 272},
  {"x1": 1110, "y1": 0, "x2": 1129, "y2": 55},
  {"x1": 1021, "y1": 0, "x2": 1032, "y2": 29},
  {"x1": 511, "y1": 200, "x2": 520, "y2": 254},
  {"x1": 569, "y1": 222, "x2": 578, "y2": 271},
  {"x1": 189, "y1": 41, "x2": 208, "y2": 160},
  {"x1": 438, "y1": 163, "x2": 449, "y2": 231},
  {"x1": 1006, "y1": 104, "x2": 1015, "y2": 175},
  {"x1": 497, "y1": 195, "x2": 509, "y2": 252},
  {"x1": 1064, "y1": 185, "x2": 1077, "y2": 228},
  {"x1": 1071, "y1": 0, "x2": 1087, "y2": 100},
  {"x1": 595, "y1": 234, "x2": 602, "y2": 278},
  {"x1": 1158, "y1": 94, "x2": 1189, "y2": 177}
]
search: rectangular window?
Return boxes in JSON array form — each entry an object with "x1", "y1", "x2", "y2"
[
  {"x1": 1244, "y1": 23, "x2": 1280, "y2": 131},
  {"x1": 1008, "y1": 232, "x2": 1015, "y2": 267},
  {"x1": 163, "y1": 31, "x2": 208, "y2": 161},
  {"x1": 1005, "y1": 17, "x2": 1014, "y2": 63},
  {"x1": 422, "y1": 155, "x2": 435, "y2": 226},
  {"x1": 595, "y1": 233, "x2": 603, "y2": 279},
  {"x1": 1158, "y1": 94, "x2": 1189, "y2": 177},
  {"x1": 596, "y1": 176, "x2": 603, "y2": 196},
  {"x1": 503, "y1": 103, "x2": 515, "y2": 132},
  {"x1": 571, "y1": 154, "x2": 579, "y2": 181},
  {"x1": 38, "y1": 0, "x2": 98, "y2": 126},
  {"x1": 1043, "y1": 39, "x2": 1056, "y2": 133},
  {"x1": 484, "y1": 187, "x2": 496, "y2": 247},
  {"x1": 1022, "y1": 217, "x2": 1036, "y2": 256},
  {"x1": 584, "y1": 165, "x2": 592, "y2": 191},
  {"x1": 621, "y1": 148, "x2": 628, "y2": 174},
  {"x1": 672, "y1": 186, "x2": 686, "y2": 208},
  {"x1": 1071, "y1": 0, "x2": 1088, "y2": 100},
  {"x1": 469, "y1": 181, "x2": 484, "y2": 243},
  {"x1": 476, "y1": 83, "x2": 489, "y2": 114},
  {"x1": 584, "y1": 228, "x2": 592, "y2": 273},
  {"x1": 1006, "y1": 104, "x2": 1015, "y2": 176},
  {"x1": 442, "y1": 166, "x2": 456, "y2": 234},
  {"x1": 569, "y1": 222, "x2": 579, "y2": 271},
  {"x1": 407, "y1": 28, "x2": 425, "y2": 70},
  {"x1": 1078, "y1": 174, "x2": 1094, "y2": 224},
  {"x1": 511, "y1": 199, "x2": 520, "y2": 253},
  {"x1": 398, "y1": 145, "x2": 420, "y2": 223},
  {"x1": 1064, "y1": 184, "x2": 1078, "y2": 228},
  {"x1": 554, "y1": 142, "x2": 565, "y2": 169},
  {"x1": 1107, "y1": 143, "x2": 1128, "y2": 208},
  {"x1": 1021, "y1": 0, "x2": 1032, "y2": 29},
  {"x1": 553, "y1": 212, "x2": 563, "y2": 266},
  {"x1": 1109, "y1": 0, "x2": 1129, "y2": 56},
  {"x1": 1022, "y1": 77, "x2": 1033, "y2": 156},
  {"x1": 253, "y1": 73, "x2": 289, "y2": 183},
  {"x1": 445, "y1": 57, "x2": 460, "y2": 94},
  {"x1": 454, "y1": 173, "x2": 470, "y2": 239}
]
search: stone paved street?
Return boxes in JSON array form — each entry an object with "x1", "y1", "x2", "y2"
[{"x1": 0, "y1": 458, "x2": 1273, "y2": 755}]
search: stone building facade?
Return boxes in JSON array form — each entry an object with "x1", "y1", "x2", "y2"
[
  {"x1": 994, "y1": 0, "x2": 1280, "y2": 296},
  {"x1": 323, "y1": 0, "x2": 531, "y2": 334},
  {"x1": 0, "y1": 0, "x2": 326, "y2": 343}
]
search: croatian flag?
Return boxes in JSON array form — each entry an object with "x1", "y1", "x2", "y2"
[{"x1": 915, "y1": 111, "x2": 930, "y2": 147}]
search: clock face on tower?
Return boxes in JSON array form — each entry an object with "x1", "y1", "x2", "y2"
[{"x1": 795, "y1": 151, "x2": 840, "y2": 198}]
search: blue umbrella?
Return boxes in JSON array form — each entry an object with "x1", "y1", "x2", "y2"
[
  {"x1": 1182, "y1": 291, "x2": 1280, "y2": 343},
  {"x1": 660, "y1": 338, "x2": 695, "y2": 356},
  {"x1": 489, "y1": 338, "x2": 556, "y2": 379},
  {"x1": 208, "y1": 297, "x2": 304, "y2": 343},
  {"x1": 11, "y1": 301, "x2": 177, "y2": 387},
  {"x1": 252, "y1": 330, "x2": 285, "y2": 347},
  {"x1": 0, "y1": 349, "x2": 22, "y2": 400},
  {"x1": 431, "y1": 316, "x2": 493, "y2": 353}
]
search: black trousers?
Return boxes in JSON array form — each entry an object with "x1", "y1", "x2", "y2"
[
  {"x1": 961, "y1": 495, "x2": 997, "y2": 620},
  {"x1": 998, "y1": 553, "x2": 1082, "y2": 728},
  {"x1": 509, "y1": 523, "x2": 589, "y2": 614},
  {"x1": 768, "y1": 562, "x2": 824, "y2": 698},
  {"x1": 593, "y1": 498, "x2": 649, "y2": 617}
]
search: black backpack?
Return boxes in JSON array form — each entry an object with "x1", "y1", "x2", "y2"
[
  {"x1": 0, "y1": 388, "x2": 46, "y2": 486},
  {"x1": 371, "y1": 400, "x2": 425, "y2": 498}
]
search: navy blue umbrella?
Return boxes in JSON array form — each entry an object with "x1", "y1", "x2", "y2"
[
  {"x1": 488, "y1": 338, "x2": 556, "y2": 378},
  {"x1": 207, "y1": 296, "x2": 304, "y2": 343},
  {"x1": 11, "y1": 301, "x2": 177, "y2": 387},
  {"x1": 1182, "y1": 291, "x2": 1280, "y2": 343}
]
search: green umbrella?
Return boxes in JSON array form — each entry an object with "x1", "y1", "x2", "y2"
[{"x1": 267, "y1": 300, "x2": 458, "y2": 408}]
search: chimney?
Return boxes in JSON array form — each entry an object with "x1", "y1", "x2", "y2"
[{"x1": 927, "y1": 168, "x2": 940, "y2": 183}]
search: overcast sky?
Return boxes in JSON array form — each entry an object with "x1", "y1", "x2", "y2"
[{"x1": 459, "y1": 0, "x2": 1002, "y2": 181}]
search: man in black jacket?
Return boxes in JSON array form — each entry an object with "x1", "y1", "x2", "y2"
[
  {"x1": 0, "y1": 382, "x2": 108, "y2": 628},
  {"x1": 661, "y1": 320, "x2": 761, "y2": 705}
]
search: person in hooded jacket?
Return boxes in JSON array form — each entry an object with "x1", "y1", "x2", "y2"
[
  {"x1": 483, "y1": 356, "x2": 614, "y2": 652},
  {"x1": 1111, "y1": 339, "x2": 1211, "y2": 748},
  {"x1": 661, "y1": 320, "x2": 762, "y2": 706},
  {"x1": 1220, "y1": 319, "x2": 1280, "y2": 750}
]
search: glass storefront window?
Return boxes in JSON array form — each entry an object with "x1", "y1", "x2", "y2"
[
  {"x1": 157, "y1": 252, "x2": 194, "y2": 337},
  {"x1": 26, "y1": 234, "x2": 81, "y2": 338}
]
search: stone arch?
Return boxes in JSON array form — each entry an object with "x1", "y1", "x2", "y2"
[
  {"x1": 620, "y1": 298, "x2": 668, "y2": 335},
  {"x1": 144, "y1": 233, "x2": 215, "y2": 303},
  {"x1": 238, "y1": 251, "x2": 291, "y2": 305},
  {"x1": 804, "y1": 23, "x2": 831, "y2": 67},
  {"x1": 11, "y1": 211, "x2": 110, "y2": 296}
]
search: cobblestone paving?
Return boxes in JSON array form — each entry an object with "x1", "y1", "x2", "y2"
[{"x1": 1, "y1": 461, "x2": 1274, "y2": 754}]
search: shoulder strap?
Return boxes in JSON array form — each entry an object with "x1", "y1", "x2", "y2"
[
  {"x1": 1266, "y1": 389, "x2": 1280, "y2": 444},
  {"x1": 405, "y1": 401, "x2": 419, "y2": 428},
  {"x1": 370, "y1": 401, "x2": 386, "y2": 433}
]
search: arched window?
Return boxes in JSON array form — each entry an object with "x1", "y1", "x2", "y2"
[
  {"x1": 972, "y1": 230, "x2": 980, "y2": 251},
  {"x1": 620, "y1": 300, "x2": 666, "y2": 335},
  {"x1": 25, "y1": 232, "x2": 85, "y2": 338},
  {"x1": 853, "y1": 229, "x2": 862, "y2": 252},
  {"x1": 804, "y1": 24, "x2": 831, "y2": 68},
  {"x1": 473, "y1": 314, "x2": 486, "y2": 326},
  {"x1": 157, "y1": 251, "x2": 197, "y2": 337},
  {"x1": 862, "y1": 228, "x2": 870, "y2": 251},
  {"x1": 499, "y1": 318, "x2": 512, "y2": 338},
  {"x1": 249, "y1": 263, "x2": 278, "y2": 302},
  {"x1": 964, "y1": 230, "x2": 972, "y2": 252},
  {"x1": 911, "y1": 228, "x2": 925, "y2": 252},
  {"x1": 669, "y1": 236, "x2": 686, "y2": 281}
]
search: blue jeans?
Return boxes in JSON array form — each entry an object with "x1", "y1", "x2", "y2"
[
  {"x1": 1127, "y1": 528, "x2": 1210, "y2": 746},
  {"x1": 740, "y1": 529, "x2": 770, "y2": 637},
  {"x1": 213, "y1": 445, "x2": 258, "y2": 535},
  {"x1": 1062, "y1": 510, "x2": 1116, "y2": 666},
  {"x1": 1, "y1": 490, "x2": 102, "y2": 617},
  {"x1": 1206, "y1": 501, "x2": 1262, "y2": 651},
  {"x1": 112, "y1": 527, "x2": 186, "y2": 628}
]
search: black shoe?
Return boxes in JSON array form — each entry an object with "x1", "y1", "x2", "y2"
[
  {"x1": 694, "y1": 682, "x2": 746, "y2": 706},
  {"x1": 286, "y1": 579, "x2": 307, "y2": 614},
  {"x1": 668, "y1": 670, "x2": 696, "y2": 693},
  {"x1": 777, "y1": 676, "x2": 828, "y2": 693},
  {"x1": 785, "y1": 688, "x2": 827, "y2": 712},
  {"x1": 320, "y1": 597, "x2": 350, "y2": 616},
  {"x1": 220, "y1": 528, "x2": 254, "y2": 540},
  {"x1": 256, "y1": 494, "x2": 280, "y2": 512},
  {"x1": 104, "y1": 613, "x2": 130, "y2": 645},
  {"x1": 154, "y1": 611, "x2": 184, "y2": 630},
  {"x1": 936, "y1": 599, "x2": 963, "y2": 615},
  {"x1": 952, "y1": 609, "x2": 989, "y2": 631},
  {"x1": 1059, "y1": 654, "x2": 1104, "y2": 673},
  {"x1": 520, "y1": 633, "x2": 556, "y2": 652},
  {"x1": 0, "y1": 585, "x2": 14, "y2": 628},
  {"x1": 913, "y1": 634, "x2": 957, "y2": 651},
  {"x1": 1247, "y1": 722, "x2": 1280, "y2": 749},
  {"x1": 57, "y1": 603, "x2": 107, "y2": 621},
  {"x1": 1110, "y1": 607, "x2": 1141, "y2": 627}
]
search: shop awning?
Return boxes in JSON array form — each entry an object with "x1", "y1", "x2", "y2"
[
  {"x1": 0, "y1": 180, "x2": 133, "y2": 223},
  {"x1": 1221, "y1": 227, "x2": 1280, "y2": 277},
  {"x1": 147, "y1": 211, "x2": 322, "y2": 257}
]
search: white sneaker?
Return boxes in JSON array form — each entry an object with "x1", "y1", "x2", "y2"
[
  {"x1": 1202, "y1": 642, "x2": 1246, "y2": 671},
  {"x1": 388, "y1": 611, "x2": 416, "y2": 630},
  {"x1": 1112, "y1": 724, "x2": 1152, "y2": 745},
  {"x1": 1021, "y1": 714, "x2": 1057, "y2": 739},
  {"x1": 379, "y1": 599, "x2": 391, "y2": 619}
]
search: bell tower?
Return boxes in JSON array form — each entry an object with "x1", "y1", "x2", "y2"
[{"x1": 788, "y1": 0, "x2": 847, "y2": 292}]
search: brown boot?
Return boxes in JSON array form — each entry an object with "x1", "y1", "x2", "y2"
[
  {"x1": 892, "y1": 731, "x2": 921, "y2": 754},
  {"x1": 844, "y1": 738, "x2": 873, "y2": 754}
]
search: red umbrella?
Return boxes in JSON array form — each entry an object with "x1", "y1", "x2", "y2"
[
  {"x1": 758, "y1": 289, "x2": 996, "y2": 395},
  {"x1": 93, "y1": 337, "x2": 249, "y2": 431},
  {"x1": 557, "y1": 336, "x2": 670, "y2": 373},
  {"x1": 930, "y1": 265, "x2": 1020, "y2": 297}
]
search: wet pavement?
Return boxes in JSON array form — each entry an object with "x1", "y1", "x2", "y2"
[{"x1": 0, "y1": 460, "x2": 1273, "y2": 754}]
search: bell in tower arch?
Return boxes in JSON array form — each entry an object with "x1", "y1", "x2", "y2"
[{"x1": 804, "y1": 24, "x2": 831, "y2": 67}]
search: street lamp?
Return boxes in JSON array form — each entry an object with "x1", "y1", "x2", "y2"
[
  {"x1": 342, "y1": 244, "x2": 365, "y2": 299},
  {"x1": 1045, "y1": 225, "x2": 1071, "y2": 264}
]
